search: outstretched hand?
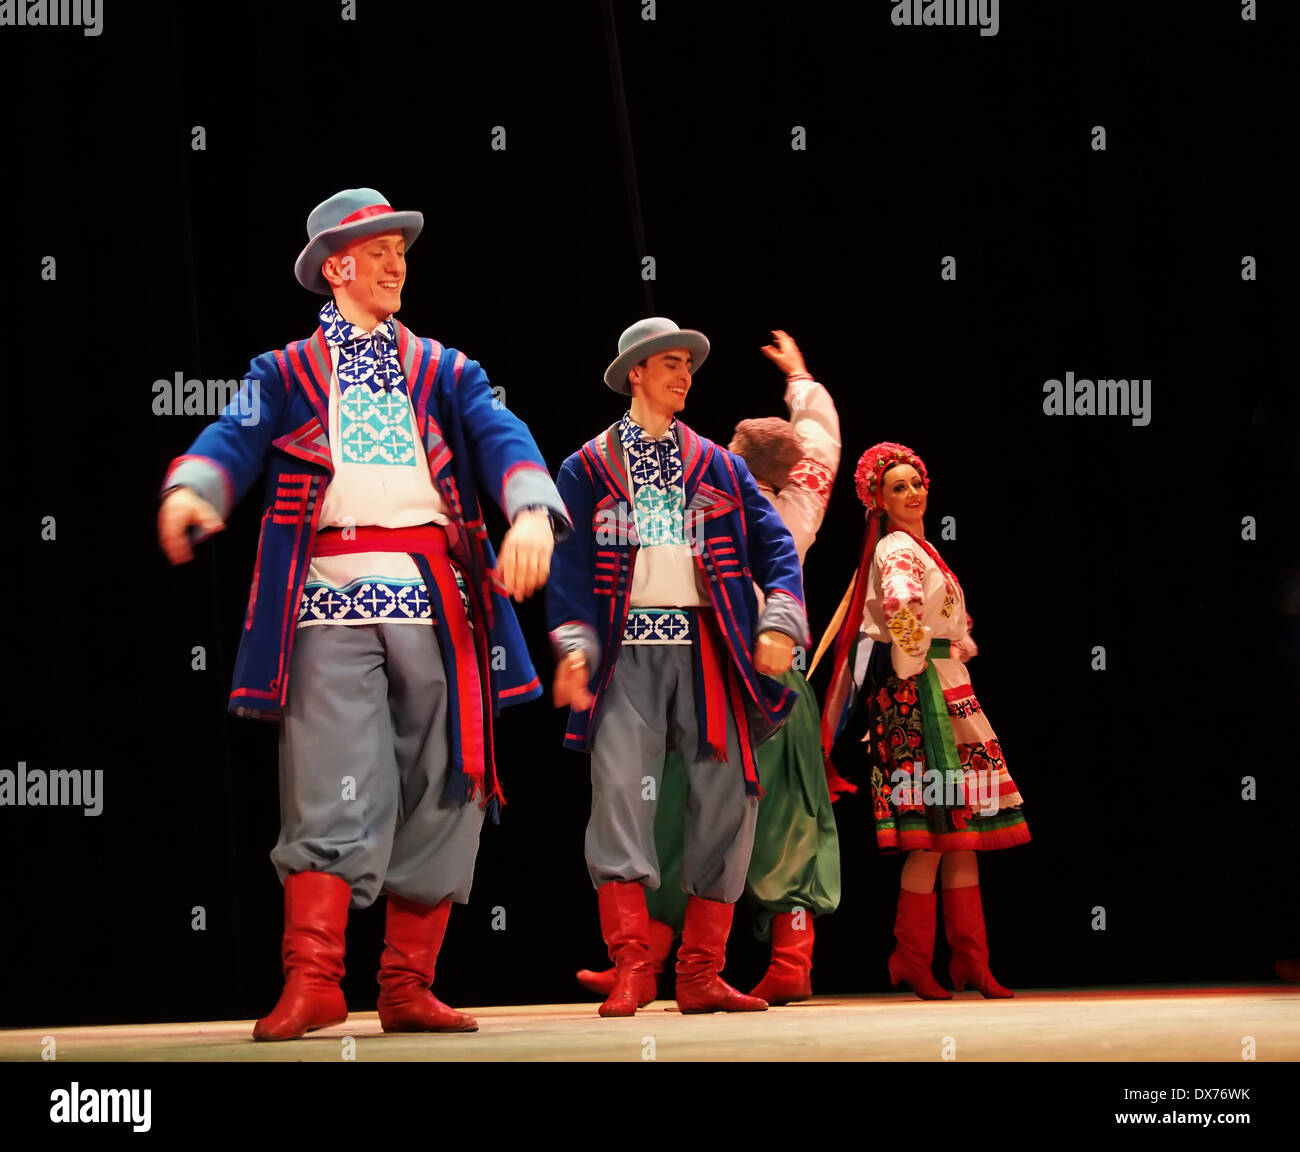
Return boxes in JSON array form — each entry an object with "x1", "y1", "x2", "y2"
[
  {"x1": 158, "y1": 488, "x2": 225, "y2": 565},
  {"x1": 497, "y1": 509, "x2": 553, "y2": 602},
  {"x1": 759, "y1": 329, "x2": 808, "y2": 378}
]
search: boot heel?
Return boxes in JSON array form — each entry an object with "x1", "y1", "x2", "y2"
[{"x1": 942, "y1": 884, "x2": 1014, "y2": 999}]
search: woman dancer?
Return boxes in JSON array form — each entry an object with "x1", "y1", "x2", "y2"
[{"x1": 821, "y1": 442, "x2": 1029, "y2": 999}]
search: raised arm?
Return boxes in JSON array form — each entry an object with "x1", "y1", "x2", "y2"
[{"x1": 762, "y1": 330, "x2": 842, "y2": 563}]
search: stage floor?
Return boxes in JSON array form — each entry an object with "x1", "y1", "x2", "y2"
[{"x1": 3, "y1": 986, "x2": 1297, "y2": 1061}]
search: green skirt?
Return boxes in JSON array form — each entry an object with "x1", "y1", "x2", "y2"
[{"x1": 645, "y1": 668, "x2": 841, "y2": 938}]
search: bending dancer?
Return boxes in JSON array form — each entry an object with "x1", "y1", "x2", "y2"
[
  {"x1": 548, "y1": 317, "x2": 809, "y2": 1016},
  {"x1": 574, "y1": 330, "x2": 847, "y2": 1005},
  {"x1": 822, "y1": 442, "x2": 1029, "y2": 999},
  {"x1": 157, "y1": 188, "x2": 569, "y2": 1040}
]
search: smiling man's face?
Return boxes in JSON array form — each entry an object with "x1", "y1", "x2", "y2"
[
  {"x1": 323, "y1": 230, "x2": 406, "y2": 329},
  {"x1": 628, "y1": 348, "x2": 693, "y2": 416}
]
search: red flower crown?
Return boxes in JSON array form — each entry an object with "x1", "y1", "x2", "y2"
[{"x1": 854, "y1": 441, "x2": 929, "y2": 511}]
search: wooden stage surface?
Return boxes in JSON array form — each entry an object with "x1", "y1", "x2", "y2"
[{"x1": 3, "y1": 986, "x2": 1297, "y2": 1062}]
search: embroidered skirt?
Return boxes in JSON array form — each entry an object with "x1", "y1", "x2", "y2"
[{"x1": 867, "y1": 648, "x2": 1029, "y2": 854}]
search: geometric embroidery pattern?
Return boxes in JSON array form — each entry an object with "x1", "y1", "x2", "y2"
[
  {"x1": 298, "y1": 572, "x2": 471, "y2": 626},
  {"x1": 623, "y1": 608, "x2": 694, "y2": 644},
  {"x1": 319, "y1": 298, "x2": 415, "y2": 467},
  {"x1": 338, "y1": 386, "x2": 417, "y2": 465},
  {"x1": 620, "y1": 412, "x2": 685, "y2": 546},
  {"x1": 631, "y1": 484, "x2": 684, "y2": 546}
]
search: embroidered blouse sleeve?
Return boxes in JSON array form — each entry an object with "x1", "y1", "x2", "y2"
[
  {"x1": 772, "y1": 375, "x2": 841, "y2": 564},
  {"x1": 877, "y1": 537, "x2": 930, "y2": 678}
]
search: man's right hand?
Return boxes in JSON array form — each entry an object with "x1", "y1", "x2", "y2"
[
  {"x1": 552, "y1": 651, "x2": 594, "y2": 710},
  {"x1": 158, "y1": 488, "x2": 225, "y2": 565}
]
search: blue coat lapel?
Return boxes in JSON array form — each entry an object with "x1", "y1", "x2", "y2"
[
  {"x1": 396, "y1": 322, "x2": 454, "y2": 481},
  {"x1": 282, "y1": 328, "x2": 332, "y2": 447}
]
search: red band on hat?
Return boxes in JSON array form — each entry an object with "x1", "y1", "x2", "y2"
[{"x1": 337, "y1": 204, "x2": 395, "y2": 226}]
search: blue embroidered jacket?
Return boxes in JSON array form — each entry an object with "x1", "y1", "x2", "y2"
[
  {"x1": 163, "y1": 321, "x2": 571, "y2": 722},
  {"x1": 547, "y1": 419, "x2": 809, "y2": 753}
]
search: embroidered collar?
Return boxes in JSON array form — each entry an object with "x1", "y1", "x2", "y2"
[
  {"x1": 318, "y1": 299, "x2": 404, "y2": 393},
  {"x1": 619, "y1": 411, "x2": 678, "y2": 449},
  {"x1": 319, "y1": 298, "x2": 396, "y2": 348}
]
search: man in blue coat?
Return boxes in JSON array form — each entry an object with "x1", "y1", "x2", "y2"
[
  {"x1": 548, "y1": 317, "x2": 809, "y2": 1016},
  {"x1": 158, "y1": 188, "x2": 571, "y2": 1040}
]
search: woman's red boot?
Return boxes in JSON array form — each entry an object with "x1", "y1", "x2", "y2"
[
  {"x1": 887, "y1": 889, "x2": 953, "y2": 1000},
  {"x1": 943, "y1": 884, "x2": 1013, "y2": 998}
]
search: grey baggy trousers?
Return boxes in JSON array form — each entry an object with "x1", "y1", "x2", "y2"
[
  {"x1": 585, "y1": 643, "x2": 758, "y2": 903},
  {"x1": 271, "y1": 622, "x2": 485, "y2": 908}
]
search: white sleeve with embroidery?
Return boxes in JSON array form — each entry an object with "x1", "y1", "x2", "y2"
[
  {"x1": 878, "y1": 537, "x2": 931, "y2": 678},
  {"x1": 772, "y1": 374, "x2": 841, "y2": 565}
]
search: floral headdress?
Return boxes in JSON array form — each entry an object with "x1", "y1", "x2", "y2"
[{"x1": 853, "y1": 441, "x2": 929, "y2": 511}]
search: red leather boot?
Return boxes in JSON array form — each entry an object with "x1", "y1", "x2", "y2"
[
  {"x1": 594, "y1": 881, "x2": 657, "y2": 1017},
  {"x1": 749, "y1": 911, "x2": 815, "y2": 1005},
  {"x1": 675, "y1": 896, "x2": 768, "y2": 1013},
  {"x1": 576, "y1": 917, "x2": 675, "y2": 1004},
  {"x1": 253, "y1": 870, "x2": 352, "y2": 1041},
  {"x1": 377, "y1": 894, "x2": 478, "y2": 1032},
  {"x1": 887, "y1": 889, "x2": 953, "y2": 1000},
  {"x1": 943, "y1": 883, "x2": 1013, "y2": 998}
]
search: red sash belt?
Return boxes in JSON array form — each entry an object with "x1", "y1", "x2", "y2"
[
  {"x1": 695, "y1": 612, "x2": 762, "y2": 797},
  {"x1": 312, "y1": 523, "x2": 501, "y2": 813},
  {"x1": 314, "y1": 524, "x2": 450, "y2": 558}
]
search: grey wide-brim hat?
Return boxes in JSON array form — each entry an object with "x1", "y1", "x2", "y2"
[
  {"x1": 294, "y1": 188, "x2": 423, "y2": 295},
  {"x1": 603, "y1": 317, "x2": 710, "y2": 395}
]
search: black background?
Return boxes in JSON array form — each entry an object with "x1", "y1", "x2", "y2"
[{"x1": 6, "y1": 0, "x2": 1297, "y2": 1029}]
